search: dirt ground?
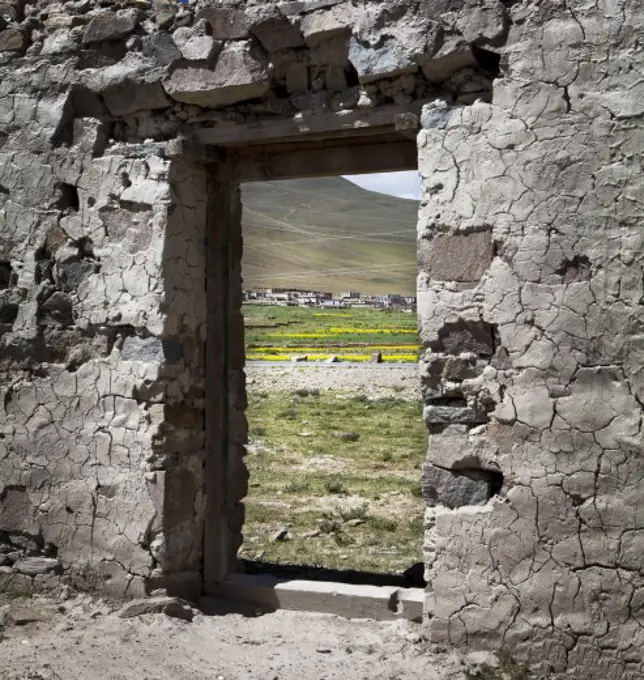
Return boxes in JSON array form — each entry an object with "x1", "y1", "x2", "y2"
[
  {"x1": 0, "y1": 592, "x2": 491, "y2": 680},
  {"x1": 245, "y1": 363, "x2": 420, "y2": 400}
]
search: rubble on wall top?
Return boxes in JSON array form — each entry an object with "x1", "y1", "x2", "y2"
[{"x1": 0, "y1": 0, "x2": 506, "y2": 142}]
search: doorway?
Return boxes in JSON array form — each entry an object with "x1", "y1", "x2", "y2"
[
  {"x1": 201, "y1": 127, "x2": 425, "y2": 597},
  {"x1": 240, "y1": 172, "x2": 424, "y2": 586}
]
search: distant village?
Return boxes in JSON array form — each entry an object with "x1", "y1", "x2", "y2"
[{"x1": 243, "y1": 287, "x2": 417, "y2": 312}]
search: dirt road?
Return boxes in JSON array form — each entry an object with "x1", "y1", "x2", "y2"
[
  {"x1": 0, "y1": 593, "x2": 487, "y2": 680},
  {"x1": 245, "y1": 363, "x2": 420, "y2": 400}
]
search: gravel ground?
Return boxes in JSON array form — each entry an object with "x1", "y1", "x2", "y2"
[
  {"x1": 245, "y1": 363, "x2": 420, "y2": 400},
  {"x1": 0, "y1": 592, "x2": 491, "y2": 680}
]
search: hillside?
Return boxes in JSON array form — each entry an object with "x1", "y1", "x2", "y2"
[{"x1": 241, "y1": 176, "x2": 419, "y2": 296}]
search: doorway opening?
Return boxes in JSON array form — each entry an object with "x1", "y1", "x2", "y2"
[{"x1": 238, "y1": 165, "x2": 425, "y2": 587}]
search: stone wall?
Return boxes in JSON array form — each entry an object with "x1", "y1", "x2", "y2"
[
  {"x1": 418, "y1": 2, "x2": 644, "y2": 677},
  {"x1": 0, "y1": 0, "x2": 642, "y2": 677}
]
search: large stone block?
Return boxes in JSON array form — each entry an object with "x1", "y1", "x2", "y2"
[
  {"x1": 248, "y1": 5, "x2": 305, "y2": 52},
  {"x1": 418, "y1": 230, "x2": 494, "y2": 282},
  {"x1": 163, "y1": 41, "x2": 270, "y2": 108},
  {"x1": 197, "y1": 6, "x2": 249, "y2": 40},
  {"x1": 82, "y1": 9, "x2": 139, "y2": 44},
  {"x1": 422, "y1": 463, "x2": 500, "y2": 509},
  {"x1": 348, "y1": 36, "x2": 419, "y2": 84},
  {"x1": 103, "y1": 80, "x2": 170, "y2": 117},
  {"x1": 298, "y1": 3, "x2": 351, "y2": 45}
]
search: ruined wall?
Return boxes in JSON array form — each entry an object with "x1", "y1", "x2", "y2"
[
  {"x1": 419, "y1": 2, "x2": 644, "y2": 678},
  {"x1": 0, "y1": 0, "x2": 501, "y2": 595},
  {"x1": 0, "y1": 0, "x2": 642, "y2": 677}
]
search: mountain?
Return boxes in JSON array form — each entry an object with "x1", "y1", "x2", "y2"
[{"x1": 241, "y1": 176, "x2": 419, "y2": 296}]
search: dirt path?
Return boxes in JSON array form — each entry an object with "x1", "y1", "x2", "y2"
[
  {"x1": 246, "y1": 364, "x2": 420, "y2": 399},
  {"x1": 0, "y1": 593, "x2": 486, "y2": 680}
]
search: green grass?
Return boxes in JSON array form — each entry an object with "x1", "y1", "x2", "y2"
[
  {"x1": 241, "y1": 177, "x2": 418, "y2": 296},
  {"x1": 240, "y1": 390, "x2": 427, "y2": 573}
]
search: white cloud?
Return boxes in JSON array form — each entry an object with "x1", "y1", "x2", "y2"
[{"x1": 343, "y1": 170, "x2": 421, "y2": 200}]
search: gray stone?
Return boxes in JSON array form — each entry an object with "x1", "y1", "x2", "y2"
[
  {"x1": 82, "y1": 9, "x2": 139, "y2": 44},
  {"x1": 420, "y1": 103, "x2": 452, "y2": 130},
  {"x1": 121, "y1": 335, "x2": 165, "y2": 363},
  {"x1": 56, "y1": 259, "x2": 95, "y2": 292},
  {"x1": 348, "y1": 36, "x2": 419, "y2": 84},
  {"x1": 422, "y1": 464, "x2": 491, "y2": 509},
  {"x1": 418, "y1": 230, "x2": 494, "y2": 282},
  {"x1": 0, "y1": 27, "x2": 25, "y2": 52},
  {"x1": 248, "y1": 5, "x2": 305, "y2": 52},
  {"x1": 163, "y1": 41, "x2": 270, "y2": 108},
  {"x1": 298, "y1": 4, "x2": 350, "y2": 45},
  {"x1": 142, "y1": 32, "x2": 182, "y2": 67},
  {"x1": 423, "y1": 405, "x2": 485, "y2": 425},
  {"x1": 421, "y1": 38, "x2": 476, "y2": 83},
  {"x1": 151, "y1": 0, "x2": 177, "y2": 30},
  {"x1": 271, "y1": 527, "x2": 289, "y2": 542},
  {"x1": 42, "y1": 28, "x2": 81, "y2": 55},
  {"x1": 197, "y1": 7, "x2": 249, "y2": 40},
  {"x1": 173, "y1": 20, "x2": 220, "y2": 62},
  {"x1": 39, "y1": 292, "x2": 73, "y2": 327},
  {"x1": 13, "y1": 557, "x2": 60, "y2": 576},
  {"x1": 117, "y1": 596, "x2": 193, "y2": 621}
]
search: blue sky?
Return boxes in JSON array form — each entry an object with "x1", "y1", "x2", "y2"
[{"x1": 343, "y1": 171, "x2": 421, "y2": 200}]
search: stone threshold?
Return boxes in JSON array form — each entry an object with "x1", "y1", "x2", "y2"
[{"x1": 202, "y1": 573, "x2": 424, "y2": 621}]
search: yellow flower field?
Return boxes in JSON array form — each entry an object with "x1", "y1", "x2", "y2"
[
  {"x1": 247, "y1": 354, "x2": 418, "y2": 362},
  {"x1": 247, "y1": 345, "x2": 419, "y2": 352},
  {"x1": 244, "y1": 305, "x2": 420, "y2": 363}
]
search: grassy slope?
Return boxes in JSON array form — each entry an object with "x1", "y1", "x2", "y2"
[{"x1": 241, "y1": 177, "x2": 419, "y2": 296}]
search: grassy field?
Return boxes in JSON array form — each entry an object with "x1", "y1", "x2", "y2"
[
  {"x1": 244, "y1": 304, "x2": 420, "y2": 363},
  {"x1": 241, "y1": 177, "x2": 418, "y2": 296},
  {"x1": 239, "y1": 390, "x2": 426, "y2": 574}
]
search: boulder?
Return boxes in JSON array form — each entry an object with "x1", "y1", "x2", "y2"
[{"x1": 163, "y1": 41, "x2": 270, "y2": 108}]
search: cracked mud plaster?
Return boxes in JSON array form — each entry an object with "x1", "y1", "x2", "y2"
[
  {"x1": 1, "y1": 142, "x2": 209, "y2": 599},
  {"x1": 418, "y1": 2, "x2": 644, "y2": 677},
  {"x1": 0, "y1": 0, "x2": 643, "y2": 678}
]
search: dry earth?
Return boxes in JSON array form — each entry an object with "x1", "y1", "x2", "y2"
[
  {"x1": 245, "y1": 364, "x2": 420, "y2": 399},
  {"x1": 0, "y1": 592, "x2": 494, "y2": 680}
]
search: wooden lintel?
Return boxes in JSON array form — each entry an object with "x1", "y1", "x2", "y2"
[
  {"x1": 165, "y1": 135, "x2": 226, "y2": 165},
  {"x1": 193, "y1": 100, "x2": 431, "y2": 148},
  {"x1": 232, "y1": 139, "x2": 417, "y2": 182}
]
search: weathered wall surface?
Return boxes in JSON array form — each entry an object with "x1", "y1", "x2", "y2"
[
  {"x1": 0, "y1": 0, "x2": 503, "y2": 595},
  {"x1": 419, "y1": 2, "x2": 644, "y2": 677},
  {"x1": 0, "y1": 0, "x2": 642, "y2": 677}
]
